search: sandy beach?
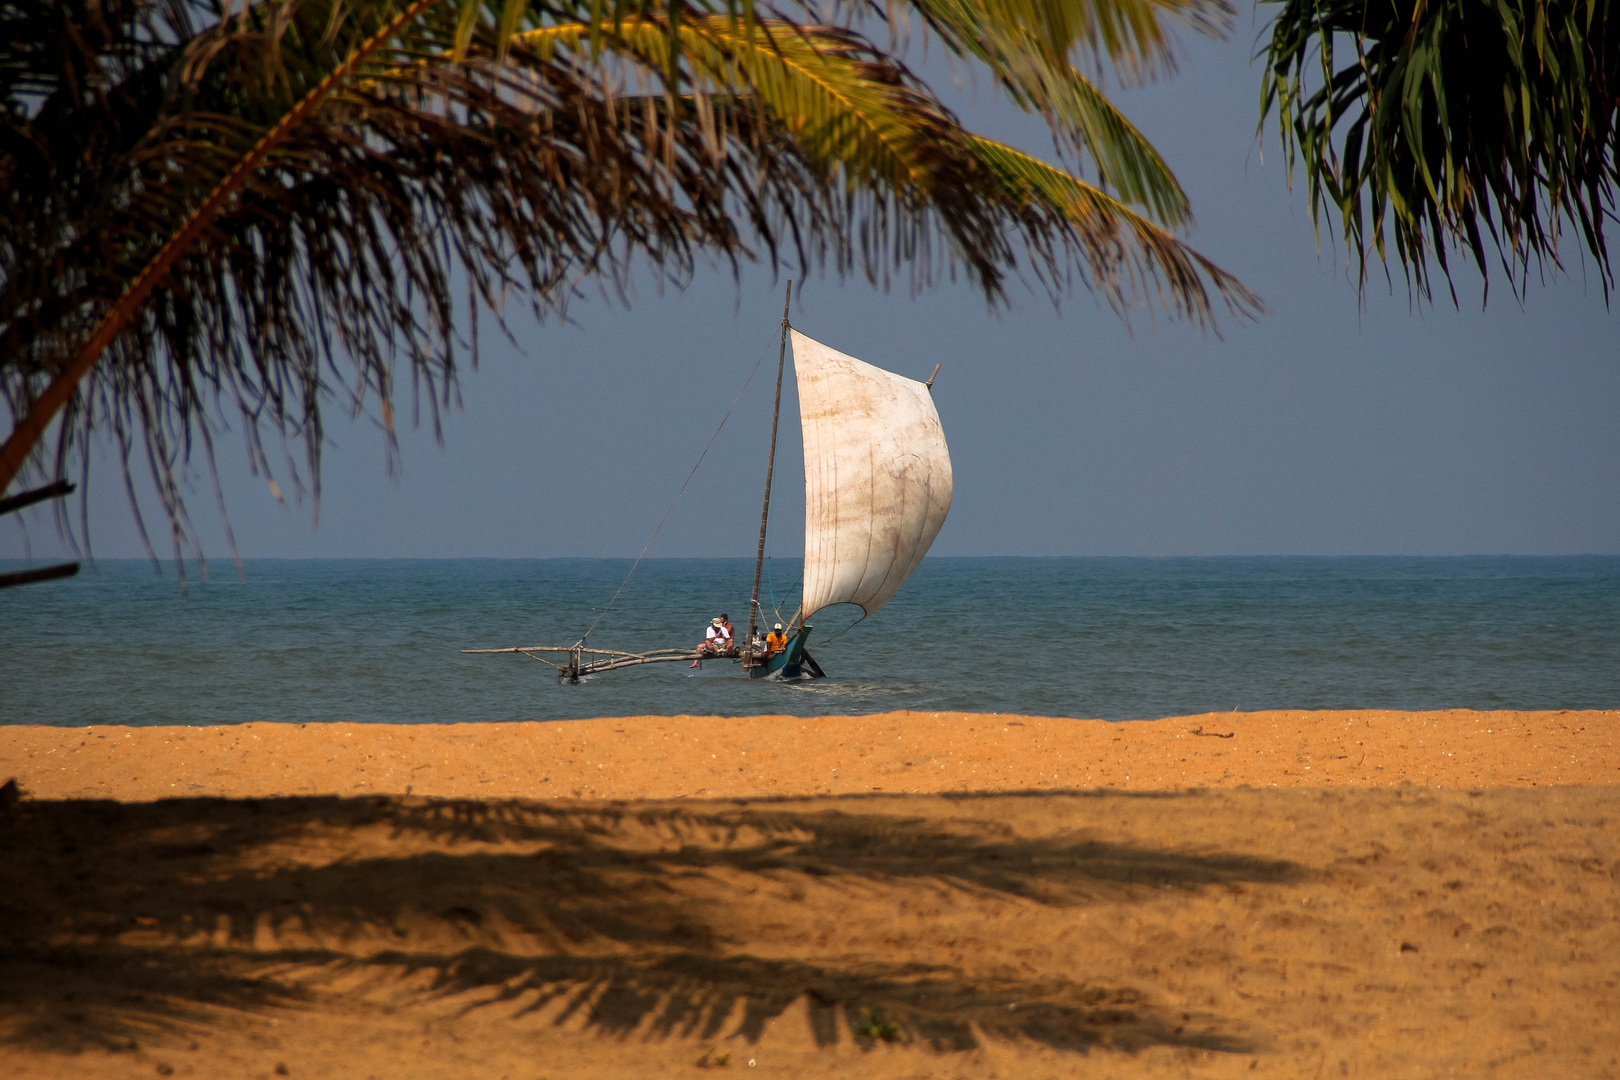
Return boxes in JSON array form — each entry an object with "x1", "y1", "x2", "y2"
[
  {"x1": 5, "y1": 707, "x2": 1615, "y2": 802},
  {"x1": 3, "y1": 709, "x2": 1618, "y2": 1078}
]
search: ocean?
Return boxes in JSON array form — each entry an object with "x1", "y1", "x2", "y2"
[{"x1": 2, "y1": 556, "x2": 1617, "y2": 727}]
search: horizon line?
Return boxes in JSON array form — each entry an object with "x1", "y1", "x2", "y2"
[{"x1": 6, "y1": 552, "x2": 1618, "y2": 563}]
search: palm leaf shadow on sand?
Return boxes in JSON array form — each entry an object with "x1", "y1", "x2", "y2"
[
  {"x1": 1, "y1": 792, "x2": 1304, "y2": 1058},
  {"x1": 0, "y1": 945, "x2": 307, "y2": 1055},
  {"x1": 392, "y1": 947, "x2": 1247, "y2": 1053}
]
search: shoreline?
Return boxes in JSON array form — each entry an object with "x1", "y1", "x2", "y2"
[{"x1": 4, "y1": 708, "x2": 1614, "y2": 802}]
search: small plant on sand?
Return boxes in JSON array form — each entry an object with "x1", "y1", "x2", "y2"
[{"x1": 853, "y1": 1011, "x2": 899, "y2": 1042}]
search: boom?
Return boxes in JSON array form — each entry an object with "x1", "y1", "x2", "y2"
[{"x1": 462, "y1": 644, "x2": 735, "y2": 682}]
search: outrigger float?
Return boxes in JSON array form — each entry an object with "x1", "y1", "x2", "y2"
[{"x1": 465, "y1": 283, "x2": 952, "y2": 681}]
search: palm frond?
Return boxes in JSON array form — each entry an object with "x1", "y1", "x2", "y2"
[
  {"x1": 992, "y1": 43, "x2": 1195, "y2": 221},
  {"x1": 569, "y1": 18, "x2": 976, "y2": 185},
  {"x1": 965, "y1": 135, "x2": 1260, "y2": 323},
  {"x1": 1, "y1": 0, "x2": 1256, "y2": 563},
  {"x1": 1259, "y1": 0, "x2": 1620, "y2": 303},
  {"x1": 895, "y1": 0, "x2": 1229, "y2": 79},
  {"x1": 514, "y1": 14, "x2": 1254, "y2": 305},
  {"x1": 0, "y1": 0, "x2": 440, "y2": 494},
  {"x1": 890, "y1": 0, "x2": 1231, "y2": 222}
]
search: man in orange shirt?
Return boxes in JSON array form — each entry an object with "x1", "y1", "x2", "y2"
[{"x1": 763, "y1": 623, "x2": 789, "y2": 657}]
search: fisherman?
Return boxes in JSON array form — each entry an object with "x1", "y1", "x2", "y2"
[
  {"x1": 688, "y1": 615, "x2": 734, "y2": 668},
  {"x1": 763, "y1": 623, "x2": 789, "y2": 657}
]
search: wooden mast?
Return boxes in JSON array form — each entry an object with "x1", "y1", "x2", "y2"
[{"x1": 746, "y1": 282, "x2": 792, "y2": 661}]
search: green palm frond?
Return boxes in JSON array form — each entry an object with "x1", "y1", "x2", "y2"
[
  {"x1": 1259, "y1": 0, "x2": 1620, "y2": 303},
  {"x1": 893, "y1": 0, "x2": 1235, "y2": 221},
  {"x1": 1, "y1": 0, "x2": 1256, "y2": 564},
  {"x1": 511, "y1": 15, "x2": 1244, "y2": 305},
  {"x1": 965, "y1": 136, "x2": 1259, "y2": 321},
  {"x1": 895, "y1": 0, "x2": 1227, "y2": 79},
  {"x1": 523, "y1": 18, "x2": 970, "y2": 185},
  {"x1": 992, "y1": 44, "x2": 1194, "y2": 222}
]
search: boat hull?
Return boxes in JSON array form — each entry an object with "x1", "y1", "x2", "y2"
[{"x1": 748, "y1": 625, "x2": 820, "y2": 679}]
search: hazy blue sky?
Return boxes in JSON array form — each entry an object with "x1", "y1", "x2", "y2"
[{"x1": 5, "y1": 8, "x2": 1617, "y2": 563}]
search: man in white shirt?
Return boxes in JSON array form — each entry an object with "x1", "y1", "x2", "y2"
[{"x1": 689, "y1": 615, "x2": 734, "y2": 667}]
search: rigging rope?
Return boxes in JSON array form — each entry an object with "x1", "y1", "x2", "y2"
[
  {"x1": 577, "y1": 328, "x2": 780, "y2": 645},
  {"x1": 765, "y1": 556, "x2": 779, "y2": 624},
  {"x1": 809, "y1": 610, "x2": 867, "y2": 648},
  {"x1": 764, "y1": 556, "x2": 804, "y2": 628},
  {"x1": 764, "y1": 555, "x2": 863, "y2": 651}
]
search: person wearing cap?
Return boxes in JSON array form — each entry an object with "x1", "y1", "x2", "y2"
[
  {"x1": 689, "y1": 615, "x2": 734, "y2": 667},
  {"x1": 763, "y1": 623, "x2": 789, "y2": 657}
]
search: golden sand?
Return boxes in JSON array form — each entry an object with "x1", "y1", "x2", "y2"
[{"x1": 1, "y1": 710, "x2": 1615, "y2": 1079}]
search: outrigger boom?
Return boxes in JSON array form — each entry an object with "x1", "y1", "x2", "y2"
[
  {"x1": 461, "y1": 644, "x2": 736, "y2": 680},
  {"x1": 462, "y1": 626, "x2": 819, "y2": 683}
]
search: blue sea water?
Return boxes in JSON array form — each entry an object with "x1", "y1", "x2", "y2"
[{"x1": 1, "y1": 557, "x2": 1617, "y2": 726}]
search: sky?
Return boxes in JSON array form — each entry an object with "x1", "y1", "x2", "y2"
[{"x1": 4, "y1": 7, "x2": 1617, "y2": 563}]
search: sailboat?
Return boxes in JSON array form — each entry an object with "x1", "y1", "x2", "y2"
[{"x1": 465, "y1": 285, "x2": 952, "y2": 681}]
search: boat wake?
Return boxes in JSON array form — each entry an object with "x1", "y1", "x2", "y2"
[{"x1": 781, "y1": 680, "x2": 892, "y2": 697}]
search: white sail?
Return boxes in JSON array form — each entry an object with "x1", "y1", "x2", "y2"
[{"x1": 795, "y1": 330, "x2": 952, "y2": 619}]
